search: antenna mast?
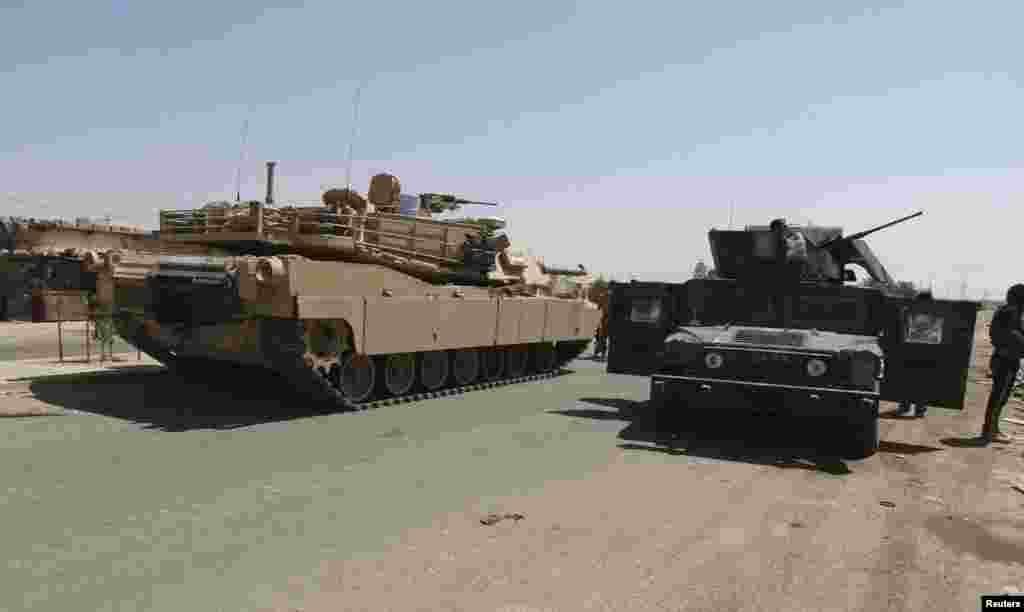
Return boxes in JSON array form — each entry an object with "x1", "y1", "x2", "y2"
[
  {"x1": 729, "y1": 200, "x2": 735, "y2": 229},
  {"x1": 344, "y1": 80, "x2": 366, "y2": 192},
  {"x1": 235, "y1": 118, "x2": 249, "y2": 203}
]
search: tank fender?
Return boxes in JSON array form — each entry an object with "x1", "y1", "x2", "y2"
[
  {"x1": 302, "y1": 318, "x2": 358, "y2": 370},
  {"x1": 236, "y1": 256, "x2": 296, "y2": 317},
  {"x1": 294, "y1": 295, "x2": 365, "y2": 354}
]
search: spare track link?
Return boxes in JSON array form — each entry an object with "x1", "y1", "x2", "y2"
[{"x1": 261, "y1": 319, "x2": 591, "y2": 413}]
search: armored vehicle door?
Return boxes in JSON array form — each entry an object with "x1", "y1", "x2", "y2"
[
  {"x1": 880, "y1": 297, "x2": 979, "y2": 409},
  {"x1": 606, "y1": 281, "x2": 675, "y2": 376}
]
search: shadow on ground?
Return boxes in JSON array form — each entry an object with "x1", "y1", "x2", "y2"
[
  {"x1": 28, "y1": 366, "x2": 334, "y2": 432},
  {"x1": 940, "y1": 436, "x2": 991, "y2": 448},
  {"x1": 879, "y1": 408, "x2": 917, "y2": 421},
  {"x1": 554, "y1": 397, "x2": 944, "y2": 474},
  {"x1": 28, "y1": 364, "x2": 579, "y2": 433},
  {"x1": 877, "y1": 440, "x2": 944, "y2": 454}
]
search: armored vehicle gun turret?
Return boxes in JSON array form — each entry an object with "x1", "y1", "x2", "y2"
[
  {"x1": 101, "y1": 162, "x2": 601, "y2": 410},
  {"x1": 605, "y1": 211, "x2": 978, "y2": 459},
  {"x1": 707, "y1": 211, "x2": 923, "y2": 288}
]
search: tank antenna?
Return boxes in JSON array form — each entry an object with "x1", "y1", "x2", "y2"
[
  {"x1": 235, "y1": 118, "x2": 249, "y2": 203},
  {"x1": 729, "y1": 200, "x2": 735, "y2": 229},
  {"x1": 344, "y1": 79, "x2": 366, "y2": 192}
]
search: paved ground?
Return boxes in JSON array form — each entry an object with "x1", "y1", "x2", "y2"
[{"x1": 0, "y1": 315, "x2": 1022, "y2": 611}]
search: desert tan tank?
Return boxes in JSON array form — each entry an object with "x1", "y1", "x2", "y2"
[{"x1": 99, "y1": 163, "x2": 602, "y2": 409}]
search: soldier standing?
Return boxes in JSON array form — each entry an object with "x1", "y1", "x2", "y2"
[
  {"x1": 982, "y1": 283, "x2": 1024, "y2": 444},
  {"x1": 594, "y1": 309, "x2": 609, "y2": 360},
  {"x1": 693, "y1": 259, "x2": 708, "y2": 279}
]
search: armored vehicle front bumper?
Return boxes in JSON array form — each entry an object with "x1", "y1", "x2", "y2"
[{"x1": 650, "y1": 373, "x2": 878, "y2": 417}]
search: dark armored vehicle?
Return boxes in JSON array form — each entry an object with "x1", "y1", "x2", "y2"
[{"x1": 605, "y1": 212, "x2": 978, "y2": 459}]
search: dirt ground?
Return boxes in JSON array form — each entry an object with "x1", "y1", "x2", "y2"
[
  {"x1": 270, "y1": 309, "x2": 1024, "y2": 612},
  {"x1": 1, "y1": 312, "x2": 1021, "y2": 612}
]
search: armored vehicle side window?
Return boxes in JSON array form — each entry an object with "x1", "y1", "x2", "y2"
[
  {"x1": 630, "y1": 298, "x2": 662, "y2": 324},
  {"x1": 904, "y1": 311, "x2": 944, "y2": 344}
]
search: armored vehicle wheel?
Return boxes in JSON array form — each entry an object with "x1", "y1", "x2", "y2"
[
  {"x1": 380, "y1": 353, "x2": 416, "y2": 397},
  {"x1": 419, "y1": 350, "x2": 450, "y2": 391},
  {"x1": 504, "y1": 345, "x2": 528, "y2": 377},
  {"x1": 840, "y1": 399, "x2": 880, "y2": 460},
  {"x1": 649, "y1": 378, "x2": 684, "y2": 436},
  {"x1": 532, "y1": 342, "x2": 556, "y2": 373},
  {"x1": 452, "y1": 349, "x2": 480, "y2": 386},
  {"x1": 336, "y1": 353, "x2": 377, "y2": 403},
  {"x1": 481, "y1": 348, "x2": 504, "y2": 381}
]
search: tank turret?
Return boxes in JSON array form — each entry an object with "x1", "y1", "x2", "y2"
[
  {"x1": 707, "y1": 211, "x2": 922, "y2": 288},
  {"x1": 157, "y1": 162, "x2": 530, "y2": 287}
]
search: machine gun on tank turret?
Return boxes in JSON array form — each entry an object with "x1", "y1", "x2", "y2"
[
  {"x1": 417, "y1": 195, "x2": 504, "y2": 273},
  {"x1": 419, "y1": 193, "x2": 500, "y2": 214}
]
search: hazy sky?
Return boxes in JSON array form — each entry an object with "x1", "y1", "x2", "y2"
[{"x1": 3, "y1": 1, "x2": 1022, "y2": 299}]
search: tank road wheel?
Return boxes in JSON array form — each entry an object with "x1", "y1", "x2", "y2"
[
  {"x1": 532, "y1": 342, "x2": 557, "y2": 373},
  {"x1": 337, "y1": 353, "x2": 377, "y2": 403},
  {"x1": 504, "y1": 345, "x2": 528, "y2": 378},
  {"x1": 380, "y1": 353, "x2": 417, "y2": 397},
  {"x1": 419, "y1": 350, "x2": 450, "y2": 391},
  {"x1": 452, "y1": 349, "x2": 481, "y2": 386},
  {"x1": 481, "y1": 348, "x2": 504, "y2": 381}
]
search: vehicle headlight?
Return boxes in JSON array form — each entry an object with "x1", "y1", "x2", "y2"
[
  {"x1": 660, "y1": 330, "x2": 702, "y2": 364},
  {"x1": 806, "y1": 358, "x2": 828, "y2": 377},
  {"x1": 704, "y1": 351, "x2": 724, "y2": 369}
]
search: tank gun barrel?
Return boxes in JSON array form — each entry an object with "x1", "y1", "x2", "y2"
[{"x1": 820, "y1": 210, "x2": 923, "y2": 248}]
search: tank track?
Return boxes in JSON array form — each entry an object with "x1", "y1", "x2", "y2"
[
  {"x1": 115, "y1": 315, "x2": 591, "y2": 412},
  {"x1": 260, "y1": 319, "x2": 591, "y2": 412}
]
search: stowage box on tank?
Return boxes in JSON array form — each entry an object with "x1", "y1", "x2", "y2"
[{"x1": 605, "y1": 212, "x2": 979, "y2": 459}]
